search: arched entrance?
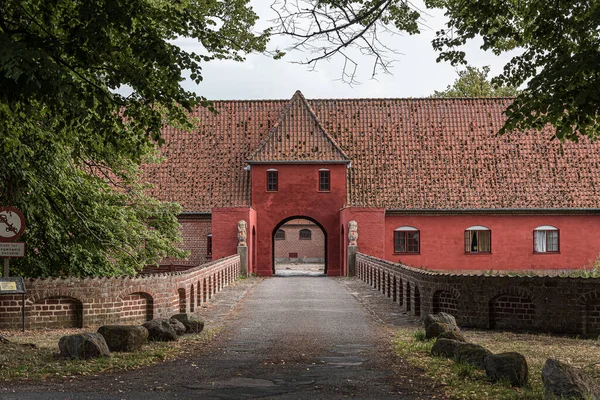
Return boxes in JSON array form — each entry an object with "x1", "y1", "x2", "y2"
[{"x1": 272, "y1": 216, "x2": 327, "y2": 276}]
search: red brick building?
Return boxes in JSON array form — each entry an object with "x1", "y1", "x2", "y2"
[{"x1": 145, "y1": 91, "x2": 600, "y2": 276}]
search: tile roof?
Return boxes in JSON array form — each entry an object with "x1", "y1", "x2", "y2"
[
  {"x1": 144, "y1": 92, "x2": 600, "y2": 212},
  {"x1": 247, "y1": 90, "x2": 350, "y2": 163}
]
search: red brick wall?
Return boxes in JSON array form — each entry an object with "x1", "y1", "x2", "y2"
[
  {"x1": 274, "y1": 221, "x2": 325, "y2": 262},
  {"x1": 29, "y1": 297, "x2": 83, "y2": 329},
  {"x1": 211, "y1": 208, "x2": 256, "y2": 274},
  {"x1": 160, "y1": 215, "x2": 212, "y2": 267},
  {"x1": 120, "y1": 293, "x2": 153, "y2": 324},
  {"x1": 356, "y1": 253, "x2": 600, "y2": 334},
  {"x1": 0, "y1": 255, "x2": 240, "y2": 330},
  {"x1": 251, "y1": 164, "x2": 346, "y2": 276}
]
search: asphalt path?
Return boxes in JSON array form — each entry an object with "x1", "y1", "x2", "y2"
[{"x1": 1, "y1": 275, "x2": 444, "y2": 399}]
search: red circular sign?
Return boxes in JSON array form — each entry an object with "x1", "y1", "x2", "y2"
[{"x1": 0, "y1": 207, "x2": 26, "y2": 242}]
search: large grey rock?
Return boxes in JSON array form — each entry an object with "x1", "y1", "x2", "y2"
[
  {"x1": 542, "y1": 359, "x2": 600, "y2": 400},
  {"x1": 169, "y1": 318, "x2": 187, "y2": 336},
  {"x1": 171, "y1": 313, "x2": 205, "y2": 334},
  {"x1": 142, "y1": 319, "x2": 178, "y2": 342},
  {"x1": 431, "y1": 338, "x2": 464, "y2": 358},
  {"x1": 425, "y1": 322, "x2": 463, "y2": 340},
  {"x1": 454, "y1": 343, "x2": 492, "y2": 369},
  {"x1": 484, "y1": 352, "x2": 529, "y2": 387},
  {"x1": 437, "y1": 329, "x2": 467, "y2": 342},
  {"x1": 424, "y1": 312, "x2": 457, "y2": 330},
  {"x1": 58, "y1": 333, "x2": 111, "y2": 359},
  {"x1": 97, "y1": 325, "x2": 149, "y2": 352}
]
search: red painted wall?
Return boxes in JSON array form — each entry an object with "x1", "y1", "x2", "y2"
[
  {"x1": 340, "y1": 208, "x2": 386, "y2": 274},
  {"x1": 211, "y1": 207, "x2": 256, "y2": 274},
  {"x1": 251, "y1": 164, "x2": 347, "y2": 276},
  {"x1": 384, "y1": 215, "x2": 600, "y2": 271}
]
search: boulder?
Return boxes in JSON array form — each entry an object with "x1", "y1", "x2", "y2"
[
  {"x1": 424, "y1": 312, "x2": 457, "y2": 330},
  {"x1": 170, "y1": 313, "x2": 205, "y2": 334},
  {"x1": 97, "y1": 325, "x2": 149, "y2": 352},
  {"x1": 542, "y1": 359, "x2": 600, "y2": 400},
  {"x1": 438, "y1": 329, "x2": 467, "y2": 342},
  {"x1": 454, "y1": 343, "x2": 492, "y2": 369},
  {"x1": 142, "y1": 319, "x2": 178, "y2": 342},
  {"x1": 431, "y1": 338, "x2": 464, "y2": 358},
  {"x1": 169, "y1": 318, "x2": 187, "y2": 336},
  {"x1": 484, "y1": 352, "x2": 529, "y2": 387},
  {"x1": 425, "y1": 322, "x2": 463, "y2": 340},
  {"x1": 58, "y1": 333, "x2": 110, "y2": 359}
]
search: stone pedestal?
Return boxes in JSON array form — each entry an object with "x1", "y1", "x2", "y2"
[
  {"x1": 347, "y1": 245, "x2": 358, "y2": 277},
  {"x1": 238, "y1": 246, "x2": 248, "y2": 277}
]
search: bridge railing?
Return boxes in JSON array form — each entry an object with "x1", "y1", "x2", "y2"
[
  {"x1": 0, "y1": 255, "x2": 241, "y2": 330},
  {"x1": 356, "y1": 253, "x2": 600, "y2": 334}
]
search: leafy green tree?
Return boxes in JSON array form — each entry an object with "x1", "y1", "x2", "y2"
[
  {"x1": 274, "y1": 0, "x2": 600, "y2": 140},
  {"x1": 429, "y1": 0, "x2": 600, "y2": 140},
  {"x1": 432, "y1": 66, "x2": 520, "y2": 98},
  {"x1": 0, "y1": 0, "x2": 268, "y2": 277}
]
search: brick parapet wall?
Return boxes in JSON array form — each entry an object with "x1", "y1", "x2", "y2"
[
  {"x1": 0, "y1": 255, "x2": 240, "y2": 330},
  {"x1": 356, "y1": 253, "x2": 600, "y2": 334}
]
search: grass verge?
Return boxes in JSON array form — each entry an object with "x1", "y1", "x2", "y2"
[
  {"x1": 0, "y1": 327, "x2": 220, "y2": 381},
  {"x1": 395, "y1": 328, "x2": 600, "y2": 400}
]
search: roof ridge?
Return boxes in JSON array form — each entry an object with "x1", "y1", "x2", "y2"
[
  {"x1": 247, "y1": 90, "x2": 350, "y2": 162},
  {"x1": 202, "y1": 96, "x2": 516, "y2": 103},
  {"x1": 293, "y1": 90, "x2": 350, "y2": 161}
]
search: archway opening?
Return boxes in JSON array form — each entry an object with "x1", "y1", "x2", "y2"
[{"x1": 273, "y1": 216, "x2": 327, "y2": 276}]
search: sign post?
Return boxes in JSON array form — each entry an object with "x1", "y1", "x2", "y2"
[{"x1": 0, "y1": 207, "x2": 26, "y2": 277}]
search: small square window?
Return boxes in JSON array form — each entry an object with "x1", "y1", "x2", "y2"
[
  {"x1": 275, "y1": 229, "x2": 285, "y2": 240},
  {"x1": 464, "y1": 229, "x2": 491, "y2": 253},
  {"x1": 534, "y1": 229, "x2": 559, "y2": 253},
  {"x1": 299, "y1": 229, "x2": 312, "y2": 240},
  {"x1": 319, "y1": 170, "x2": 330, "y2": 191},
  {"x1": 267, "y1": 170, "x2": 278, "y2": 191},
  {"x1": 394, "y1": 230, "x2": 420, "y2": 253}
]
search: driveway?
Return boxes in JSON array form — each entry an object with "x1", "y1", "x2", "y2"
[{"x1": 1, "y1": 276, "x2": 445, "y2": 399}]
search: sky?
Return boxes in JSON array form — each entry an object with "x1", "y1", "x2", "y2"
[{"x1": 174, "y1": 1, "x2": 516, "y2": 100}]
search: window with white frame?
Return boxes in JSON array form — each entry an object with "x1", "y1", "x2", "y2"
[
  {"x1": 394, "y1": 226, "x2": 420, "y2": 253},
  {"x1": 534, "y1": 226, "x2": 559, "y2": 253},
  {"x1": 464, "y1": 226, "x2": 491, "y2": 253}
]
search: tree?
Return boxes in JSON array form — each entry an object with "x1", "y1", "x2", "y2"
[
  {"x1": 0, "y1": 0, "x2": 268, "y2": 277},
  {"x1": 432, "y1": 66, "x2": 520, "y2": 98},
  {"x1": 273, "y1": 0, "x2": 600, "y2": 141}
]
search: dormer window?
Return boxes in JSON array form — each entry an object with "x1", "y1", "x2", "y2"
[
  {"x1": 267, "y1": 169, "x2": 278, "y2": 191},
  {"x1": 319, "y1": 169, "x2": 330, "y2": 191}
]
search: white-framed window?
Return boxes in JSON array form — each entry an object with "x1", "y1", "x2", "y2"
[
  {"x1": 394, "y1": 226, "x2": 420, "y2": 253},
  {"x1": 534, "y1": 225, "x2": 559, "y2": 253},
  {"x1": 464, "y1": 226, "x2": 491, "y2": 253}
]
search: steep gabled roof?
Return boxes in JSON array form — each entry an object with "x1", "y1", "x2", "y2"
[
  {"x1": 144, "y1": 96, "x2": 600, "y2": 212},
  {"x1": 247, "y1": 91, "x2": 350, "y2": 163}
]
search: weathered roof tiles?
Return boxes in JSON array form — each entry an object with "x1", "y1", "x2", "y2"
[{"x1": 144, "y1": 93, "x2": 600, "y2": 212}]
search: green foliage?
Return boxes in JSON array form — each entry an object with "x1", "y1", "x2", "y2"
[
  {"x1": 0, "y1": 0, "x2": 268, "y2": 276},
  {"x1": 413, "y1": 329, "x2": 428, "y2": 342},
  {"x1": 432, "y1": 65, "x2": 520, "y2": 98},
  {"x1": 427, "y1": 0, "x2": 600, "y2": 141}
]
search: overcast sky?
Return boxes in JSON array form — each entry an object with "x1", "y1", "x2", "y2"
[{"x1": 174, "y1": 1, "x2": 515, "y2": 100}]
